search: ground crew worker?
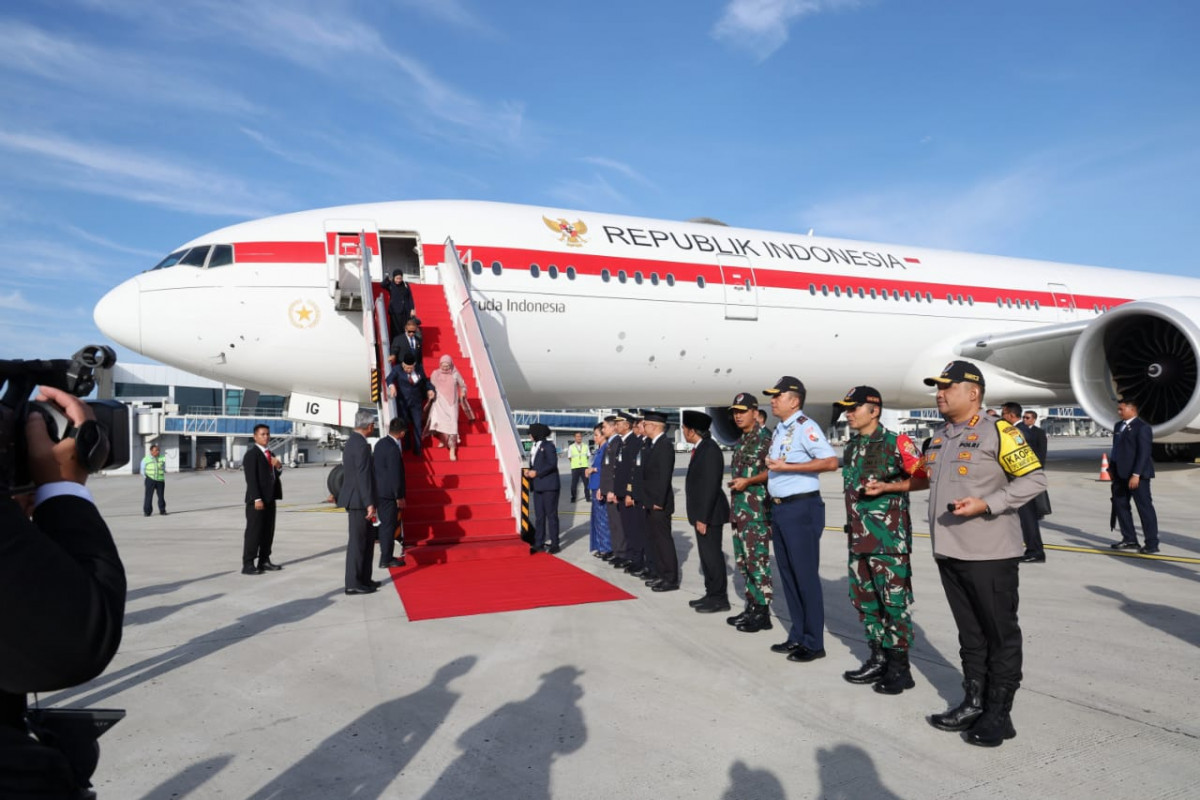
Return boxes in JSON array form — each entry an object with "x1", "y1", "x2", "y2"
[
  {"x1": 724, "y1": 392, "x2": 774, "y2": 632},
  {"x1": 141, "y1": 443, "x2": 167, "y2": 516},
  {"x1": 836, "y1": 385, "x2": 927, "y2": 694},
  {"x1": 921, "y1": 360, "x2": 1046, "y2": 748},
  {"x1": 567, "y1": 432, "x2": 590, "y2": 503}
]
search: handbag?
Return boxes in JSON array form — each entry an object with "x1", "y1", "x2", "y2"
[{"x1": 1033, "y1": 490, "x2": 1052, "y2": 518}]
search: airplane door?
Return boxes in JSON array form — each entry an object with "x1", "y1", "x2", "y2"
[
  {"x1": 324, "y1": 219, "x2": 381, "y2": 309},
  {"x1": 1047, "y1": 282, "x2": 1077, "y2": 321},
  {"x1": 718, "y1": 255, "x2": 759, "y2": 321}
]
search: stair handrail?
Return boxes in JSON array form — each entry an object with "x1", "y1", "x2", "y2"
[{"x1": 439, "y1": 239, "x2": 524, "y2": 534}]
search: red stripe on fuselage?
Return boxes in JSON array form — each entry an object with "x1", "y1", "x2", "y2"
[{"x1": 234, "y1": 241, "x2": 326, "y2": 263}]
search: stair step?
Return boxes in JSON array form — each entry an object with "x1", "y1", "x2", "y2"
[
  {"x1": 405, "y1": 517, "x2": 518, "y2": 541},
  {"x1": 404, "y1": 501, "x2": 512, "y2": 524},
  {"x1": 403, "y1": 538, "x2": 529, "y2": 564},
  {"x1": 408, "y1": 473, "x2": 505, "y2": 491},
  {"x1": 406, "y1": 487, "x2": 508, "y2": 505},
  {"x1": 405, "y1": 446, "x2": 496, "y2": 463}
]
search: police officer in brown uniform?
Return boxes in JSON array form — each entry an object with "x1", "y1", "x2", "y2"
[{"x1": 921, "y1": 361, "x2": 1047, "y2": 747}]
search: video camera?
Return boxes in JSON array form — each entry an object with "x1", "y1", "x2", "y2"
[{"x1": 0, "y1": 345, "x2": 130, "y2": 495}]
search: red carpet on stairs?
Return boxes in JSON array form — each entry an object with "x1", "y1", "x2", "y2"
[
  {"x1": 383, "y1": 284, "x2": 633, "y2": 621},
  {"x1": 387, "y1": 553, "x2": 635, "y2": 622}
]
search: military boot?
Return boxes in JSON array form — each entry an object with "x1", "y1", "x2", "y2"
[
  {"x1": 726, "y1": 599, "x2": 752, "y2": 627},
  {"x1": 965, "y1": 685, "x2": 1017, "y2": 747},
  {"x1": 928, "y1": 678, "x2": 985, "y2": 731},
  {"x1": 872, "y1": 648, "x2": 915, "y2": 695},
  {"x1": 843, "y1": 641, "x2": 886, "y2": 684},
  {"x1": 735, "y1": 603, "x2": 774, "y2": 633}
]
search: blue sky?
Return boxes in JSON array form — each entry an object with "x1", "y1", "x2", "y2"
[{"x1": 1, "y1": 0, "x2": 1198, "y2": 359}]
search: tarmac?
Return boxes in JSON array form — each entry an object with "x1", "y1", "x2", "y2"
[{"x1": 51, "y1": 437, "x2": 1200, "y2": 799}]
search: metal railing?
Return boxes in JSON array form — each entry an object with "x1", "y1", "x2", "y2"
[{"x1": 440, "y1": 238, "x2": 525, "y2": 534}]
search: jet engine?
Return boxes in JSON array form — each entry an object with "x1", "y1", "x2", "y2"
[
  {"x1": 706, "y1": 406, "x2": 742, "y2": 446},
  {"x1": 1070, "y1": 298, "x2": 1200, "y2": 457}
]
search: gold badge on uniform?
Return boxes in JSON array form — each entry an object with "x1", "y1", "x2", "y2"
[
  {"x1": 965, "y1": 433, "x2": 978, "y2": 441},
  {"x1": 957, "y1": 465, "x2": 969, "y2": 475},
  {"x1": 958, "y1": 452, "x2": 971, "y2": 461}
]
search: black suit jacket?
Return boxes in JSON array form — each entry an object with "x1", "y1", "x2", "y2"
[
  {"x1": 614, "y1": 433, "x2": 641, "y2": 499},
  {"x1": 243, "y1": 445, "x2": 283, "y2": 504},
  {"x1": 599, "y1": 434, "x2": 622, "y2": 495},
  {"x1": 641, "y1": 434, "x2": 676, "y2": 513},
  {"x1": 372, "y1": 435, "x2": 406, "y2": 501},
  {"x1": 686, "y1": 435, "x2": 730, "y2": 526},
  {"x1": 1111, "y1": 417, "x2": 1155, "y2": 479},
  {"x1": 1, "y1": 494, "x2": 125, "y2": 699},
  {"x1": 530, "y1": 440, "x2": 560, "y2": 492},
  {"x1": 388, "y1": 367, "x2": 431, "y2": 411},
  {"x1": 338, "y1": 432, "x2": 378, "y2": 510},
  {"x1": 389, "y1": 333, "x2": 425, "y2": 374}
]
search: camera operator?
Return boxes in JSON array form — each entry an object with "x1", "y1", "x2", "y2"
[{"x1": 1, "y1": 385, "x2": 126, "y2": 798}]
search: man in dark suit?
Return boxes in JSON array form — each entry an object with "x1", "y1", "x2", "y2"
[
  {"x1": 2, "y1": 386, "x2": 126, "y2": 797},
  {"x1": 614, "y1": 412, "x2": 645, "y2": 574},
  {"x1": 523, "y1": 423, "x2": 561, "y2": 553},
  {"x1": 242, "y1": 423, "x2": 283, "y2": 575},
  {"x1": 339, "y1": 410, "x2": 380, "y2": 594},
  {"x1": 373, "y1": 417, "x2": 408, "y2": 569},
  {"x1": 387, "y1": 354, "x2": 434, "y2": 454},
  {"x1": 683, "y1": 410, "x2": 731, "y2": 611},
  {"x1": 641, "y1": 410, "x2": 678, "y2": 591},
  {"x1": 599, "y1": 414, "x2": 627, "y2": 567},
  {"x1": 1002, "y1": 403, "x2": 1048, "y2": 563},
  {"x1": 1109, "y1": 397, "x2": 1159, "y2": 554},
  {"x1": 389, "y1": 317, "x2": 425, "y2": 375}
]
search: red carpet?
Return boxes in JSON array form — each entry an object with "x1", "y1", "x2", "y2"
[{"x1": 388, "y1": 553, "x2": 635, "y2": 621}]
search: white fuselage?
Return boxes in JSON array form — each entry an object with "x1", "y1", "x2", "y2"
[{"x1": 93, "y1": 200, "x2": 1200, "y2": 412}]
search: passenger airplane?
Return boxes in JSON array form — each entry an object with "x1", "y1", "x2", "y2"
[{"x1": 93, "y1": 200, "x2": 1200, "y2": 456}]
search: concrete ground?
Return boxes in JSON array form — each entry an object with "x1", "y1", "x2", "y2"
[{"x1": 54, "y1": 438, "x2": 1199, "y2": 799}]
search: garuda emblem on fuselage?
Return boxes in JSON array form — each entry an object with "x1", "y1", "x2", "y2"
[{"x1": 542, "y1": 216, "x2": 588, "y2": 247}]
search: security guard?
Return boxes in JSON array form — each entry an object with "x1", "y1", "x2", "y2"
[
  {"x1": 836, "y1": 386, "x2": 927, "y2": 694},
  {"x1": 141, "y1": 443, "x2": 167, "y2": 516},
  {"x1": 567, "y1": 432, "x2": 591, "y2": 503},
  {"x1": 922, "y1": 360, "x2": 1046, "y2": 747},
  {"x1": 603, "y1": 412, "x2": 629, "y2": 569},
  {"x1": 763, "y1": 376, "x2": 838, "y2": 662},
  {"x1": 725, "y1": 392, "x2": 774, "y2": 632}
]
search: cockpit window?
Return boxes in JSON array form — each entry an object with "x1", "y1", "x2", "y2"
[
  {"x1": 152, "y1": 249, "x2": 188, "y2": 270},
  {"x1": 179, "y1": 246, "x2": 211, "y2": 267},
  {"x1": 208, "y1": 245, "x2": 233, "y2": 268}
]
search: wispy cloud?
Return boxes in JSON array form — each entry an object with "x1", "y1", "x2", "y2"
[
  {"x1": 546, "y1": 174, "x2": 628, "y2": 210},
  {"x1": 0, "y1": 130, "x2": 288, "y2": 218},
  {"x1": 392, "y1": 0, "x2": 497, "y2": 37},
  {"x1": 0, "y1": 290, "x2": 41, "y2": 313},
  {"x1": 62, "y1": 225, "x2": 163, "y2": 260},
  {"x1": 581, "y1": 157, "x2": 658, "y2": 189},
  {"x1": 0, "y1": 19, "x2": 259, "y2": 116},
  {"x1": 712, "y1": 0, "x2": 866, "y2": 61}
]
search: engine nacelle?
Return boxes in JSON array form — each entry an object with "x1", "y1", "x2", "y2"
[
  {"x1": 1070, "y1": 298, "x2": 1200, "y2": 440},
  {"x1": 706, "y1": 406, "x2": 743, "y2": 446}
]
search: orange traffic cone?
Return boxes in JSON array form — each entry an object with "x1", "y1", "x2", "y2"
[{"x1": 1098, "y1": 453, "x2": 1111, "y2": 482}]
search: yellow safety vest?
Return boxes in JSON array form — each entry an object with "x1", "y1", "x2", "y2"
[{"x1": 568, "y1": 442, "x2": 590, "y2": 469}]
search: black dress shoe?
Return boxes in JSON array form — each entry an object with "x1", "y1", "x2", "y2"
[
  {"x1": 380, "y1": 558, "x2": 403, "y2": 568},
  {"x1": 688, "y1": 597, "x2": 709, "y2": 608},
  {"x1": 144, "y1": 513, "x2": 152, "y2": 517},
  {"x1": 633, "y1": 567, "x2": 655, "y2": 579},
  {"x1": 547, "y1": 545, "x2": 561, "y2": 554},
  {"x1": 370, "y1": 579, "x2": 382, "y2": 588},
  {"x1": 1019, "y1": 553, "x2": 1045, "y2": 563},
  {"x1": 610, "y1": 558, "x2": 629, "y2": 569},
  {"x1": 651, "y1": 582, "x2": 680, "y2": 593},
  {"x1": 786, "y1": 646, "x2": 827, "y2": 662},
  {"x1": 530, "y1": 546, "x2": 539, "y2": 555},
  {"x1": 1110, "y1": 540, "x2": 1139, "y2": 550},
  {"x1": 645, "y1": 578, "x2": 662, "y2": 588},
  {"x1": 258, "y1": 560, "x2": 283, "y2": 571},
  {"x1": 159, "y1": 511, "x2": 168, "y2": 516},
  {"x1": 1139, "y1": 545, "x2": 1160, "y2": 554},
  {"x1": 695, "y1": 598, "x2": 731, "y2": 613},
  {"x1": 241, "y1": 565, "x2": 263, "y2": 575},
  {"x1": 771, "y1": 640, "x2": 802, "y2": 654},
  {"x1": 344, "y1": 586, "x2": 376, "y2": 595},
  {"x1": 599, "y1": 551, "x2": 613, "y2": 560}
]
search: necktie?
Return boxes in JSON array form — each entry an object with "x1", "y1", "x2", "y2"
[
  {"x1": 264, "y1": 448, "x2": 272, "y2": 461},
  {"x1": 409, "y1": 336, "x2": 416, "y2": 350}
]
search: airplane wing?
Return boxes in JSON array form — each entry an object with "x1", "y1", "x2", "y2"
[{"x1": 954, "y1": 319, "x2": 1091, "y2": 387}]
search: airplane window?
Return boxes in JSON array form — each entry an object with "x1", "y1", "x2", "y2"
[
  {"x1": 491, "y1": 261, "x2": 502, "y2": 276},
  {"x1": 634, "y1": 271, "x2": 644, "y2": 285},
  {"x1": 601, "y1": 269, "x2": 611, "y2": 282},
  {"x1": 471, "y1": 260, "x2": 483, "y2": 275},
  {"x1": 833, "y1": 286, "x2": 841, "y2": 297},
  {"x1": 892, "y1": 290, "x2": 900, "y2": 300},
  {"x1": 856, "y1": 287, "x2": 864, "y2": 298},
  {"x1": 697, "y1": 276, "x2": 705, "y2": 288},
  {"x1": 996, "y1": 299, "x2": 1003, "y2": 308},
  {"x1": 666, "y1": 273, "x2": 676, "y2": 286},
  {"x1": 744, "y1": 279, "x2": 751, "y2": 290},
  {"x1": 1033, "y1": 300, "x2": 1039, "y2": 309},
  {"x1": 955, "y1": 294, "x2": 963, "y2": 304},
  {"x1": 821, "y1": 284, "x2": 829, "y2": 296},
  {"x1": 904, "y1": 291, "x2": 911, "y2": 301},
  {"x1": 808, "y1": 283, "x2": 816, "y2": 295},
  {"x1": 180, "y1": 246, "x2": 211, "y2": 267},
  {"x1": 869, "y1": 288, "x2": 877, "y2": 299},
  {"x1": 152, "y1": 249, "x2": 188, "y2": 270},
  {"x1": 530, "y1": 263, "x2": 540, "y2": 277},
  {"x1": 548, "y1": 265, "x2": 559, "y2": 279},
  {"x1": 650, "y1": 272, "x2": 660, "y2": 285},
  {"x1": 966, "y1": 295, "x2": 973, "y2": 305},
  {"x1": 566, "y1": 266, "x2": 576, "y2": 280},
  {"x1": 208, "y1": 245, "x2": 233, "y2": 268},
  {"x1": 618, "y1": 270, "x2": 628, "y2": 284}
]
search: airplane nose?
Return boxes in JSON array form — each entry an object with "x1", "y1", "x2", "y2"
[{"x1": 93, "y1": 278, "x2": 142, "y2": 353}]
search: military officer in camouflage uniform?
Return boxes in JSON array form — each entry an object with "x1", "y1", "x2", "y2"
[
  {"x1": 836, "y1": 385, "x2": 928, "y2": 694},
  {"x1": 725, "y1": 392, "x2": 774, "y2": 632}
]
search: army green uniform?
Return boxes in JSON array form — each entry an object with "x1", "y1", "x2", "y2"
[
  {"x1": 842, "y1": 425, "x2": 925, "y2": 651},
  {"x1": 730, "y1": 425, "x2": 773, "y2": 605}
]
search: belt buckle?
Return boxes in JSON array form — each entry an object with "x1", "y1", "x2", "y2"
[{"x1": 772, "y1": 497, "x2": 782, "y2": 505}]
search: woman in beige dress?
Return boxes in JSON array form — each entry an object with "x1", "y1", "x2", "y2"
[{"x1": 428, "y1": 355, "x2": 468, "y2": 460}]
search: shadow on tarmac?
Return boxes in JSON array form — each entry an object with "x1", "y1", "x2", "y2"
[
  {"x1": 720, "y1": 759, "x2": 787, "y2": 799},
  {"x1": 245, "y1": 656, "x2": 477, "y2": 800},
  {"x1": 137, "y1": 755, "x2": 233, "y2": 800},
  {"x1": 815, "y1": 743, "x2": 904, "y2": 799},
  {"x1": 126, "y1": 570, "x2": 232, "y2": 602},
  {"x1": 124, "y1": 593, "x2": 224, "y2": 627},
  {"x1": 1088, "y1": 585, "x2": 1200, "y2": 648},
  {"x1": 46, "y1": 589, "x2": 343, "y2": 707},
  {"x1": 417, "y1": 664, "x2": 585, "y2": 800}
]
